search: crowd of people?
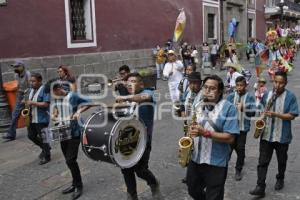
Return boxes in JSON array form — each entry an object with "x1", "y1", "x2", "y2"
[{"x1": 1, "y1": 23, "x2": 299, "y2": 200}]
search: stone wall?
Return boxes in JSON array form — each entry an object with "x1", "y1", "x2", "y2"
[{"x1": 0, "y1": 49, "x2": 156, "y2": 83}]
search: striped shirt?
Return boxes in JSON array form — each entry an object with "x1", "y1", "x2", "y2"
[
  {"x1": 191, "y1": 99, "x2": 239, "y2": 167},
  {"x1": 53, "y1": 92, "x2": 89, "y2": 137},
  {"x1": 29, "y1": 85, "x2": 50, "y2": 124},
  {"x1": 227, "y1": 91, "x2": 256, "y2": 132},
  {"x1": 261, "y1": 90, "x2": 299, "y2": 144}
]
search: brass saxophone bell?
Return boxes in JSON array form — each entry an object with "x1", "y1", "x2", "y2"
[{"x1": 21, "y1": 108, "x2": 30, "y2": 117}]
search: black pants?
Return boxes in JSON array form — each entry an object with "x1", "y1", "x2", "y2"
[
  {"x1": 230, "y1": 131, "x2": 247, "y2": 171},
  {"x1": 61, "y1": 138, "x2": 83, "y2": 188},
  {"x1": 257, "y1": 140, "x2": 289, "y2": 188},
  {"x1": 210, "y1": 54, "x2": 218, "y2": 67},
  {"x1": 186, "y1": 161, "x2": 227, "y2": 200},
  {"x1": 121, "y1": 145, "x2": 158, "y2": 196},
  {"x1": 27, "y1": 123, "x2": 51, "y2": 158}
]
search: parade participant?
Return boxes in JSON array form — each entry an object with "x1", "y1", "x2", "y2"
[
  {"x1": 178, "y1": 64, "x2": 196, "y2": 117},
  {"x1": 210, "y1": 40, "x2": 219, "y2": 69},
  {"x1": 116, "y1": 73, "x2": 160, "y2": 200},
  {"x1": 250, "y1": 71, "x2": 299, "y2": 197},
  {"x1": 225, "y1": 63, "x2": 243, "y2": 94},
  {"x1": 155, "y1": 45, "x2": 166, "y2": 79},
  {"x1": 201, "y1": 42, "x2": 210, "y2": 68},
  {"x1": 114, "y1": 65, "x2": 130, "y2": 96},
  {"x1": 228, "y1": 18, "x2": 238, "y2": 43},
  {"x1": 3, "y1": 60, "x2": 31, "y2": 141},
  {"x1": 254, "y1": 77, "x2": 268, "y2": 106},
  {"x1": 26, "y1": 73, "x2": 51, "y2": 165},
  {"x1": 52, "y1": 83, "x2": 91, "y2": 200},
  {"x1": 181, "y1": 71, "x2": 202, "y2": 184},
  {"x1": 181, "y1": 42, "x2": 192, "y2": 67},
  {"x1": 227, "y1": 76, "x2": 256, "y2": 181},
  {"x1": 163, "y1": 50, "x2": 184, "y2": 103},
  {"x1": 187, "y1": 75, "x2": 239, "y2": 200},
  {"x1": 57, "y1": 65, "x2": 76, "y2": 92}
]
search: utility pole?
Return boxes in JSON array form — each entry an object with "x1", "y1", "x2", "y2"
[{"x1": 220, "y1": 0, "x2": 225, "y2": 45}]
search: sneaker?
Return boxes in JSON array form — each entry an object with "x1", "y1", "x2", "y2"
[
  {"x1": 274, "y1": 179, "x2": 284, "y2": 190},
  {"x1": 235, "y1": 170, "x2": 242, "y2": 181},
  {"x1": 249, "y1": 185, "x2": 265, "y2": 197},
  {"x1": 2, "y1": 135, "x2": 16, "y2": 141}
]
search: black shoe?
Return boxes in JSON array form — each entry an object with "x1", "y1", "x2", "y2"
[
  {"x1": 150, "y1": 181, "x2": 162, "y2": 199},
  {"x1": 71, "y1": 187, "x2": 82, "y2": 200},
  {"x1": 39, "y1": 157, "x2": 51, "y2": 165},
  {"x1": 2, "y1": 136, "x2": 15, "y2": 141},
  {"x1": 62, "y1": 185, "x2": 75, "y2": 194},
  {"x1": 181, "y1": 177, "x2": 187, "y2": 184},
  {"x1": 249, "y1": 185, "x2": 265, "y2": 197},
  {"x1": 127, "y1": 193, "x2": 138, "y2": 200},
  {"x1": 38, "y1": 151, "x2": 44, "y2": 159},
  {"x1": 235, "y1": 170, "x2": 242, "y2": 181},
  {"x1": 275, "y1": 179, "x2": 284, "y2": 191}
]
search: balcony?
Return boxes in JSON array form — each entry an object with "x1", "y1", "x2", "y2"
[{"x1": 265, "y1": 0, "x2": 300, "y2": 19}]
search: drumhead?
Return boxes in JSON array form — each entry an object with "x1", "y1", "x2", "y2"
[{"x1": 109, "y1": 117, "x2": 147, "y2": 168}]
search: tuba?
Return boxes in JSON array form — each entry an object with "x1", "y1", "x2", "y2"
[
  {"x1": 21, "y1": 89, "x2": 30, "y2": 127},
  {"x1": 254, "y1": 90, "x2": 277, "y2": 139},
  {"x1": 178, "y1": 93, "x2": 197, "y2": 168}
]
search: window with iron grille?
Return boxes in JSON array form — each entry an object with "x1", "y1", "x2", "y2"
[
  {"x1": 65, "y1": 0, "x2": 97, "y2": 48},
  {"x1": 70, "y1": 0, "x2": 86, "y2": 40},
  {"x1": 208, "y1": 14, "x2": 215, "y2": 38}
]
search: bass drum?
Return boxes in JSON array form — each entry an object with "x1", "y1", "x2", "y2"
[{"x1": 81, "y1": 109, "x2": 147, "y2": 168}]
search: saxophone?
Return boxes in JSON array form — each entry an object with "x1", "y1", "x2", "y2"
[
  {"x1": 254, "y1": 90, "x2": 277, "y2": 139},
  {"x1": 178, "y1": 92, "x2": 197, "y2": 168},
  {"x1": 21, "y1": 89, "x2": 31, "y2": 127}
]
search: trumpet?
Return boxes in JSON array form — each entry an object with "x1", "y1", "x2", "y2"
[
  {"x1": 107, "y1": 78, "x2": 123, "y2": 87},
  {"x1": 254, "y1": 89, "x2": 277, "y2": 139},
  {"x1": 21, "y1": 89, "x2": 30, "y2": 127}
]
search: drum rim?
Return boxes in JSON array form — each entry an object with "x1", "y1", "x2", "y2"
[
  {"x1": 81, "y1": 110, "x2": 115, "y2": 163},
  {"x1": 108, "y1": 116, "x2": 147, "y2": 169}
]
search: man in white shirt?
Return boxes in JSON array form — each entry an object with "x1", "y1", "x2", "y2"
[{"x1": 163, "y1": 50, "x2": 184, "y2": 103}]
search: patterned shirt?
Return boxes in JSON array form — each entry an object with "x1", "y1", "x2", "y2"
[
  {"x1": 261, "y1": 90, "x2": 299, "y2": 144},
  {"x1": 191, "y1": 99, "x2": 240, "y2": 167},
  {"x1": 227, "y1": 91, "x2": 256, "y2": 132},
  {"x1": 53, "y1": 92, "x2": 89, "y2": 137},
  {"x1": 29, "y1": 85, "x2": 50, "y2": 124}
]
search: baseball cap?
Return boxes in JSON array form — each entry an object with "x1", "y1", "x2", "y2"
[{"x1": 11, "y1": 60, "x2": 25, "y2": 67}]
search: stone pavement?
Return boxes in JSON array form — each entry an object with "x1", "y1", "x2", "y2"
[{"x1": 1, "y1": 57, "x2": 300, "y2": 200}]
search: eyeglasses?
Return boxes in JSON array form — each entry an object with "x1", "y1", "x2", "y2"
[{"x1": 202, "y1": 85, "x2": 218, "y2": 92}]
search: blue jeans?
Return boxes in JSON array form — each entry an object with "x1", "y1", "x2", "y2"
[
  {"x1": 7, "y1": 94, "x2": 24, "y2": 138},
  {"x1": 155, "y1": 63, "x2": 164, "y2": 79}
]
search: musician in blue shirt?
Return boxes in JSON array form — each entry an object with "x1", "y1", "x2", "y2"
[
  {"x1": 26, "y1": 73, "x2": 51, "y2": 165},
  {"x1": 250, "y1": 71, "x2": 299, "y2": 197},
  {"x1": 116, "y1": 73, "x2": 160, "y2": 200},
  {"x1": 187, "y1": 75, "x2": 239, "y2": 200},
  {"x1": 227, "y1": 76, "x2": 256, "y2": 181},
  {"x1": 52, "y1": 83, "x2": 91, "y2": 200}
]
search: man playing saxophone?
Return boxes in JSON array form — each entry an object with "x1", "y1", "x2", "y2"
[
  {"x1": 186, "y1": 75, "x2": 239, "y2": 200},
  {"x1": 179, "y1": 72, "x2": 202, "y2": 183},
  {"x1": 25, "y1": 73, "x2": 51, "y2": 165},
  {"x1": 227, "y1": 76, "x2": 256, "y2": 181},
  {"x1": 250, "y1": 71, "x2": 299, "y2": 198}
]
